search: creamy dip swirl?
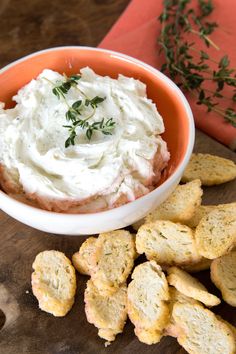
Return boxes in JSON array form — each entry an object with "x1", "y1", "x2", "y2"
[{"x1": 0, "y1": 68, "x2": 170, "y2": 212}]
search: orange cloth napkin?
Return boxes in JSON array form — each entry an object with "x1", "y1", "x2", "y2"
[{"x1": 99, "y1": 0, "x2": 236, "y2": 150}]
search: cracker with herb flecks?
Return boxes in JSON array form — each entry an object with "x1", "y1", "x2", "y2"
[
  {"x1": 145, "y1": 179, "x2": 203, "y2": 224},
  {"x1": 84, "y1": 280, "x2": 127, "y2": 343},
  {"x1": 211, "y1": 250, "x2": 236, "y2": 307},
  {"x1": 72, "y1": 237, "x2": 97, "y2": 276},
  {"x1": 90, "y1": 230, "x2": 136, "y2": 296},
  {"x1": 165, "y1": 287, "x2": 200, "y2": 338},
  {"x1": 181, "y1": 153, "x2": 236, "y2": 185},
  {"x1": 127, "y1": 261, "x2": 170, "y2": 345},
  {"x1": 172, "y1": 303, "x2": 235, "y2": 354},
  {"x1": 186, "y1": 202, "x2": 236, "y2": 228},
  {"x1": 167, "y1": 267, "x2": 220, "y2": 307},
  {"x1": 136, "y1": 220, "x2": 202, "y2": 267},
  {"x1": 31, "y1": 250, "x2": 76, "y2": 317},
  {"x1": 195, "y1": 205, "x2": 236, "y2": 259}
]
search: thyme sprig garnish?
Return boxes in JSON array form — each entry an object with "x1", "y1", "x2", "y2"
[
  {"x1": 46, "y1": 74, "x2": 116, "y2": 147},
  {"x1": 64, "y1": 117, "x2": 116, "y2": 147},
  {"x1": 158, "y1": 0, "x2": 236, "y2": 127}
]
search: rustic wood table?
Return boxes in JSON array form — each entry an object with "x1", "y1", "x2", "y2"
[{"x1": 0, "y1": 1, "x2": 235, "y2": 353}]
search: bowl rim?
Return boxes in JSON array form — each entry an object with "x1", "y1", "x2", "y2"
[{"x1": 0, "y1": 46, "x2": 195, "y2": 220}]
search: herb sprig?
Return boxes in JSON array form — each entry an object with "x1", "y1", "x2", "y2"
[
  {"x1": 52, "y1": 74, "x2": 81, "y2": 99},
  {"x1": 49, "y1": 74, "x2": 116, "y2": 147},
  {"x1": 158, "y1": 0, "x2": 236, "y2": 127},
  {"x1": 64, "y1": 117, "x2": 116, "y2": 147}
]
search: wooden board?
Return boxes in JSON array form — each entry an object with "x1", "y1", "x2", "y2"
[{"x1": 0, "y1": 1, "x2": 235, "y2": 353}]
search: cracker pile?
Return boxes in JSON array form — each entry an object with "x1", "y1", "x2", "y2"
[
  {"x1": 73, "y1": 230, "x2": 137, "y2": 343},
  {"x1": 31, "y1": 153, "x2": 236, "y2": 353}
]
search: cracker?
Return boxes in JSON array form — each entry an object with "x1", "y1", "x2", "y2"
[
  {"x1": 173, "y1": 303, "x2": 236, "y2": 354},
  {"x1": 127, "y1": 261, "x2": 170, "y2": 345},
  {"x1": 31, "y1": 250, "x2": 76, "y2": 317},
  {"x1": 136, "y1": 220, "x2": 201, "y2": 267},
  {"x1": 167, "y1": 266, "x2": 221, "y2": 307},
  {"x1": 72, "y1": 237, "x2": 97, "y2": 276},
  {"x1": 145, "y1": 179, "x2": 203, "y2": 224},
  {"x1": 181, "y1": 153, "x2": 236, "y2": 185},
  {"x1": 186, "y1": 202, "x2": 236, "y2": 228},
  {"x1": 185, "y1": 205, "x2": 216, "y2": 228},
  {"x1": 195, "y1": 205, "x2": 236, "y2": 259},
  {"x1": 165, "y1": 287, "x2": 200, "y2": 337},
  {"x1": 90, "y1": 230, "x2": 136, "y2": 295},
  {"x1": 84, "y1": 279, "x2": 127, "y2": 343},
  {"x1": 211, "y1": 250, "x2": 236, "y2": 306}
]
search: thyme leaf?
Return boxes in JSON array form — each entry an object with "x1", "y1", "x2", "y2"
[{"x1": 85, "y1": 96, "x2": 106, "y2": 108}]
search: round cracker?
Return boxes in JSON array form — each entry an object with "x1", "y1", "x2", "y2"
[
  {"x1": 146, "y1": 179, "x2": 203, "y2": 223},
  {"x1": 72, "y1": 237, "x2": 97, "y2": 276},
  {"x1": 84, "y1": 280, "x2": 127, "y2": 342},
  {"x1": 181, "y1": 153, "x2": 236, "y2": 185},
  {"x1": 211, "y1": 251, "x2": 236, "y2": 306},
  {"x1": 195, "y1": 206, "x2": 236, "y2": 259}
]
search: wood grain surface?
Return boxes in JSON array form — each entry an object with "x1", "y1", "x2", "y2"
[{"x1": 0, "y1": 1, "x2": 235, "y2": 354}]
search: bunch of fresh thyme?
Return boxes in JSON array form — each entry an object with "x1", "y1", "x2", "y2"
[
  {"x1": 46, "y1": 74, "x2": 116, "y2": 147},
  {"x1": 158, "y1": 0, "x2": 236, "y2": 127}
]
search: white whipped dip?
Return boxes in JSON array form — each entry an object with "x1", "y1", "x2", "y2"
[{"x1": 0, "y1": 68, "x2": 170, "y2": 212}]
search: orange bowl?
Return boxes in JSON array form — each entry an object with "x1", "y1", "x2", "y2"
[{"x1": 0, "y1": 47, "x2": 195, "y2": 235}]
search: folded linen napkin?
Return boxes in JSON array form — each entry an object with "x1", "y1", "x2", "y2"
[{"x1": 99, "y1": 0, "x2": 236, "y2": 150}]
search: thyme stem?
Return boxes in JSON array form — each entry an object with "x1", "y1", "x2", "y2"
[{"x1": 158, "y1": 0, "x2": 236, "y2": 127}]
